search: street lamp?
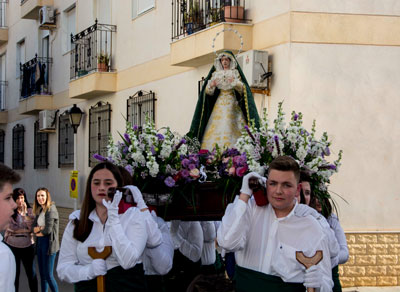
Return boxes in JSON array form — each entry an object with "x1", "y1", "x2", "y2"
[{"x1": 68, "y1": 104, "x2": 84, "y2": 210}]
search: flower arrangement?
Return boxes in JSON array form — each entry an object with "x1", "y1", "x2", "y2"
[{"x1": 235, "y1": 101, "x2": 343, "y2": 202}]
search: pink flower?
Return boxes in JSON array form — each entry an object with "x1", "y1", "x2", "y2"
[
  {"x1": 236, "y1": 166, "x2": 248, "y2": 177},
  {"x1": 228, "y1": 167, "x2": 236, "y2": 176},
  {"x1": 189, "y1": 168, "x2": 200, "y2": 179},
  {"x1": 222, "y1": 157, "x2": 231, "y2": 163}
]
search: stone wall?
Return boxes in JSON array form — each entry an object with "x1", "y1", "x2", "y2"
[{"x1": 340, "y1": 233, "x2": 400, "y2": 287}]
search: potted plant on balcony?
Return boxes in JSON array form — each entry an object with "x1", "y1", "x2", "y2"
[
  {"x1": 223, "y1": 0, "x2": 245, "y2": 23},
  {"x1": 209, "y1": 7, "x2": 222, "y2": 27},
  {"x1": 97, "y1": 52, "x2": 109, "y2": 72}
]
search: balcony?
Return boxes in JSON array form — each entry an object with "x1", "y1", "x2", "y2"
[
  {"x1": 20, "y1": 0, "x2": 53, "y2": 20},
  {"x1": 0, "y1": 1, "x2": 8, "y2": 45},
  {"x1": 19, "y1": 55, "x2": 53, "y2": 115},
  {"x1": 69, "y1": 20, "x2": 117, "y2": 99},
  {"x1": 0, "y1": 81, "x2": 7, "y2": 123},
  {"x1": 171, "y1": 0, "x2": 252, "y2": 67}
]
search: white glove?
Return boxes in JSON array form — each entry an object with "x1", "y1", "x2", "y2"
[
  {"x1": 240, "y1": 172, "x2": 266, "y2": 196},
  {"x1": 89, "y1": 259, "x2": 107, "y2": 278},
  {"x1": 102, "y1": 190, "x2": 122, "y2": 226},
  {"x1": 124, "y1": 185, "x2": 147, "y2": 210},
  {"x1": 304, "y1": 265, "x2": 322, "y2": 289}
]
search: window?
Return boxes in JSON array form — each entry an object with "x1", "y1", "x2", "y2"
[
  {"x1": 58, "y1": 111, "x2": 74, "y2": 167},
  {"x1": 16, "y1": 39, "x2": 25, "y2": 78},
  {"x1": 0, "y1": 53, "x2": 6, "y2": 111},
  {"x1": 34, "y1": 121, "x2": 49, "y2": 169},
  {"x1": 0, "y1": 1, "x2": 6, "y2": 28},
  {"x1": 0, "y1": 130, "x2": 4, "y2": 163},
  {"x1": 63, "y1": 5, "x2": 76, "y2": 53},
  {"x1": 12, "y1": 124, "x2": 24, "y2": 169},
  {"x1": 89, "y1": 102, "x2": 111, "y2": 167},
  {"x1": 127, "y1": 90, "x2": 156, "y2": 128},
  {"x1": 132, "y1": 0, "x2": 155, "y2": 19}
]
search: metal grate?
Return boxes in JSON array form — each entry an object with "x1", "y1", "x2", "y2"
[
  {"x1": 127, "y1": 90, "x2": 156, "y2": 128},
  {"x1": 58, "y1": 112, "x2": 74, "y2": 167},
  {"x1": 171, "y1": 0, "x2": 247, "y2": 40},
  {"x1": 34, "y1": 121, "x2": 49, "y2": 169},
  {"x1": 0, "y1": 81, "x2": 7, "y2": 111},
  {"x1": 89, "y1": 101, "x2": 111, "y2": 167},
  {"x1": 70, "y1": 19, "x2": 117, "y2": 80},
  {"x1": 12, "y1": 124, "x2": 24, "y2": 170},
  {"x1": 0, "y1": 129, "x2": 4, "y2": 163}
]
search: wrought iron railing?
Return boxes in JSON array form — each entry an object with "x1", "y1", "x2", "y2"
[
  {"x1": 70, "y1": 20, "x2": 117, "y2": 80},
  {"x1": 0, "y1": 81, "x2": 7, "y2": 111},
  {"x1": 127, "y1": 90, "x2": 156, "y2": 128},
  {"x1": 172, "y1": 0, "x2": 247, "y2": 40},
  {"x1": 20, "y1": 54, "x2": 52, "y2": 99},
  {"x1": 0, "y1": 1, "x2": 8, "y2": 28}
]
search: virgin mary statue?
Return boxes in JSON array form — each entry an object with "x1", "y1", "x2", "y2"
[{"x1": 189, "y1": 50, "x2": 260, "y2": 150}]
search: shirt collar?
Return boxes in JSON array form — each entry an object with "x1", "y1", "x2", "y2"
[
  {"x1": 88, "y1": 209, "x2": 102, "y2": 223},
  {"x1": 271, "y1": 200, "x2": 298, "y2": 221},
  {"x1": 0, "y1": 233, "x2": 3, "y2": 241}
]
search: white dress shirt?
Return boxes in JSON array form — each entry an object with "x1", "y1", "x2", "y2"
[
  {"x1": 217, "y1": 196, "x2": 333, "y2": 292},
  {"x1": 143, "y1": 214, "x2": 174, "y2": 275},
  {"x1": 0, "y1": 234, "x2": 16, "y2": 292},
  {"x1": 170, "y1": 221, "x2": 203, "y2": 262},
  {"x1": 57, "y1": 208, "x2": 148, "y2": 283},
  {"x1": 327, "y1": 214, "x2": 349, "y2": 266},
  {"x1": 200, "y1": 221, "x2": 217, "y2": 265}
]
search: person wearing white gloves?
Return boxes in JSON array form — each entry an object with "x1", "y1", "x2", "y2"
[
  {"x1": 124, "y1": 185, "x2": 174, "y2": 292},
  {"x1": 57, "y1": 162, "x2": 148, "y2": 292},
  {"x1": 166, "y1": 220, "x2": 203, "y2": 292},
  {"x1": 217, "y1": 156, "x2": 334, "y2": 292}
]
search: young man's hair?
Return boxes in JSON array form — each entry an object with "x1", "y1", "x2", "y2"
[
  {"x1": 268, "y1": 156, "x2": 300, "y2": 182},
  {"x1": 0, "y1": 163, "x2": 21, "y2": 192}
]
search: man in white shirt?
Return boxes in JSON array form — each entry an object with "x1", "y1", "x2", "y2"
[
  {"x1": 0, "y1": 163, "x2": 20, "y2": 292},
  {"x1": 218, "y1": 156, "x2": 333, "y2": 292}
]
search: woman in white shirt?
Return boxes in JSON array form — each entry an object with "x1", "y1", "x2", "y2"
[{"x1": 57, "y1": 162, "x2": 148, "y2": 292}]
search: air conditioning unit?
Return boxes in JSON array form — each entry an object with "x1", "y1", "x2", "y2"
[
  {"x1": 39, "y1": 6, "x2": 55, "y2": 26},
  {"x1": 236, "y1": 50, "x2": 269, "y2": 89},
  {"x1": 39, "y1": 110, "x2": 56, "y2": 132}
]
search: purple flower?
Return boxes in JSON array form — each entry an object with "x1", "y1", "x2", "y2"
[
  {"x1": 125, "y1": 165, "x2": 133, "y2": 175},
  {"x1": 123, "y1": 146, "x2": 129, "y2": 154},
  {"x1": 329, "y1": 164, "x2": 337, "y2": 170},
  {"x1": 175, "y1": 139, "x2": 186, "y2": 150},
  {"x1": 133, "y1": 125, "x2": 139, "y2": 131},
  {"x1": 245, "y1": 125, "x2": 256, "y2": 142},
  {"x1": 180, "y1": 169, "x2": 190, "y2": 178},
  {"x1": 156, "y1": 134, "x2": 165, "y2": 141},
  {"x1": 182, "y1": 158, "x2": 190, "y2": 168},
  {"x1": 164, "y1": 176, "x2": 175, "y2": 187},
  {"x1": 294, "y1": 114, "x2": 299, "y2": 121},
  {"x1": 93, "y1": 154, "x2": 107, "y2": 162},
  {"x1": 123, "y1": 133, "x2": 131, "y2": 144},
  {"x1": 324, "y1": 147, "x2": 331, "y2": 156},
  {"x1": 188, "y1": 163, "x2": 196, "y2": 170},
  {"x1": 151, "y1": 146, "x2": 156, "y2": 155}
]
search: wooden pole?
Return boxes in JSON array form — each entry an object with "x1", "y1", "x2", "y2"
[
  {"x1": 88, "y1": 246, "x2": 112, "y2": 292},
  {"x1": 296, "y1": 250, "x2": 323, "y2": 292}
]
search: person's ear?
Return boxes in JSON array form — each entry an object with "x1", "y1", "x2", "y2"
[{"x1": 296, "y1": 184, "x2": 301, "y2": 197}]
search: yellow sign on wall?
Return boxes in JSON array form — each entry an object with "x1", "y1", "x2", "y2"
[{"x1": 69, "y1": 170, "x2": 78, "y2": 199}]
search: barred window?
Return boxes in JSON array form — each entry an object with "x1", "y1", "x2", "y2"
[
  {"x1": 127, "y1": 90, "x2": 156, "y2": 128},
  {"x1": 58, "y1": 112, "x2": 74, "y2": 167},
  {"x1": 34, "y1": 121, "x2": 49, "y2": 169},
  {"x1": 0, "y1": 130, "x2": 4, "y2": 163},
  {"x1": 89, "y1": 101, "x2": 111, "y2": 167},
  {"x1": 12, "y1": 124, "x2": 24, "y2": 170}
]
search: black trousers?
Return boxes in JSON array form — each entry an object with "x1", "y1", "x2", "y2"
[{"x1": 8, "y1": 244, "x2": 38, "y2": 292}]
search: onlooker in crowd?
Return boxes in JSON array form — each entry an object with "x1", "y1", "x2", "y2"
[
  {"x1": 33, "y1": 188, "x2": 59, "y2": 292},
  {"x1": 5, "y1": 188, "x2": 38, "y2": 292},
  {"x1": 0, "y1": 163, "x2": 20, "y2": 291}
]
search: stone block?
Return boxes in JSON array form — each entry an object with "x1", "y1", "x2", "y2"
[
  {"x1": 388, "y1": 244, "x2": 400, "y2": 254},
  {"x1": 349, "y1": 244, "x2": 367, "y2": 255},
  {"x1": 376, "y1": 276, "x2": 397, "y2": 286},
  {"x1": 343, "y1": 266, "x2": 366, "y2": 276},
  {"x1": 346, "y1": 255, "x2": 355, "y2": 265},
  {"x1": 378, "y1": 234, "x2": 399, "y2": 244},
  {"x1": 377, "y1": 255, "x2": 398, "y2": 265},
  {"x1": 354, "y1": 276, "x2": 377, "y2": 286},
  {"x1": 340, "y1": 277, "x2": 355, "y2": 288},
  {"x1": 339, "y1": 265, "x2": 344, "y2": 276},
  {"x1": 346, "y1": 234, "x2": 356, "y2": 244},
  {"x1": 365, "y1": 266, "x2": 387, "y2": 276},
  {"x1": 367, "y1": 243, "x2": 388, "y2": 254},
  {"x1": 356, "y1": 234, "x2": 378, "y2": 244},
  {"x1": 356, "y1": 255, "x2": 377, "y2": 265},
  {"x1": 387, "y1": 265, "x2": 400, "y2": 276}
]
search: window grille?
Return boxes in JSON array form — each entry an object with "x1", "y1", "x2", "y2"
[
  {"x1": 89, "y1": 101, "x2": 111, "y2": 167},
  {"x1": 34, "y1": 121, "x2": 49, "y2": 169},
  {"x1": 127, "y1": 90, "x2": 156, "y2": 128},
  {"x1": 0, "y1": 130, "x2": 4, "y2": 163},
  {"x1": 58, "y1": 111, "x2": 74, "y2": 167},
  {"x1": 12, "y1": 124, "x2": 24, "y2": 169}
]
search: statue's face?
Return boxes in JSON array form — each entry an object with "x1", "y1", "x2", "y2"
[{"x1": 220, "y1": 56, "x2": 231, "y2": 70}]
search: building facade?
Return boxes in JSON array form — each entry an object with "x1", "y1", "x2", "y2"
[{"x1": 1, "y1": 0, "x2": 399, "y2": 288}]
